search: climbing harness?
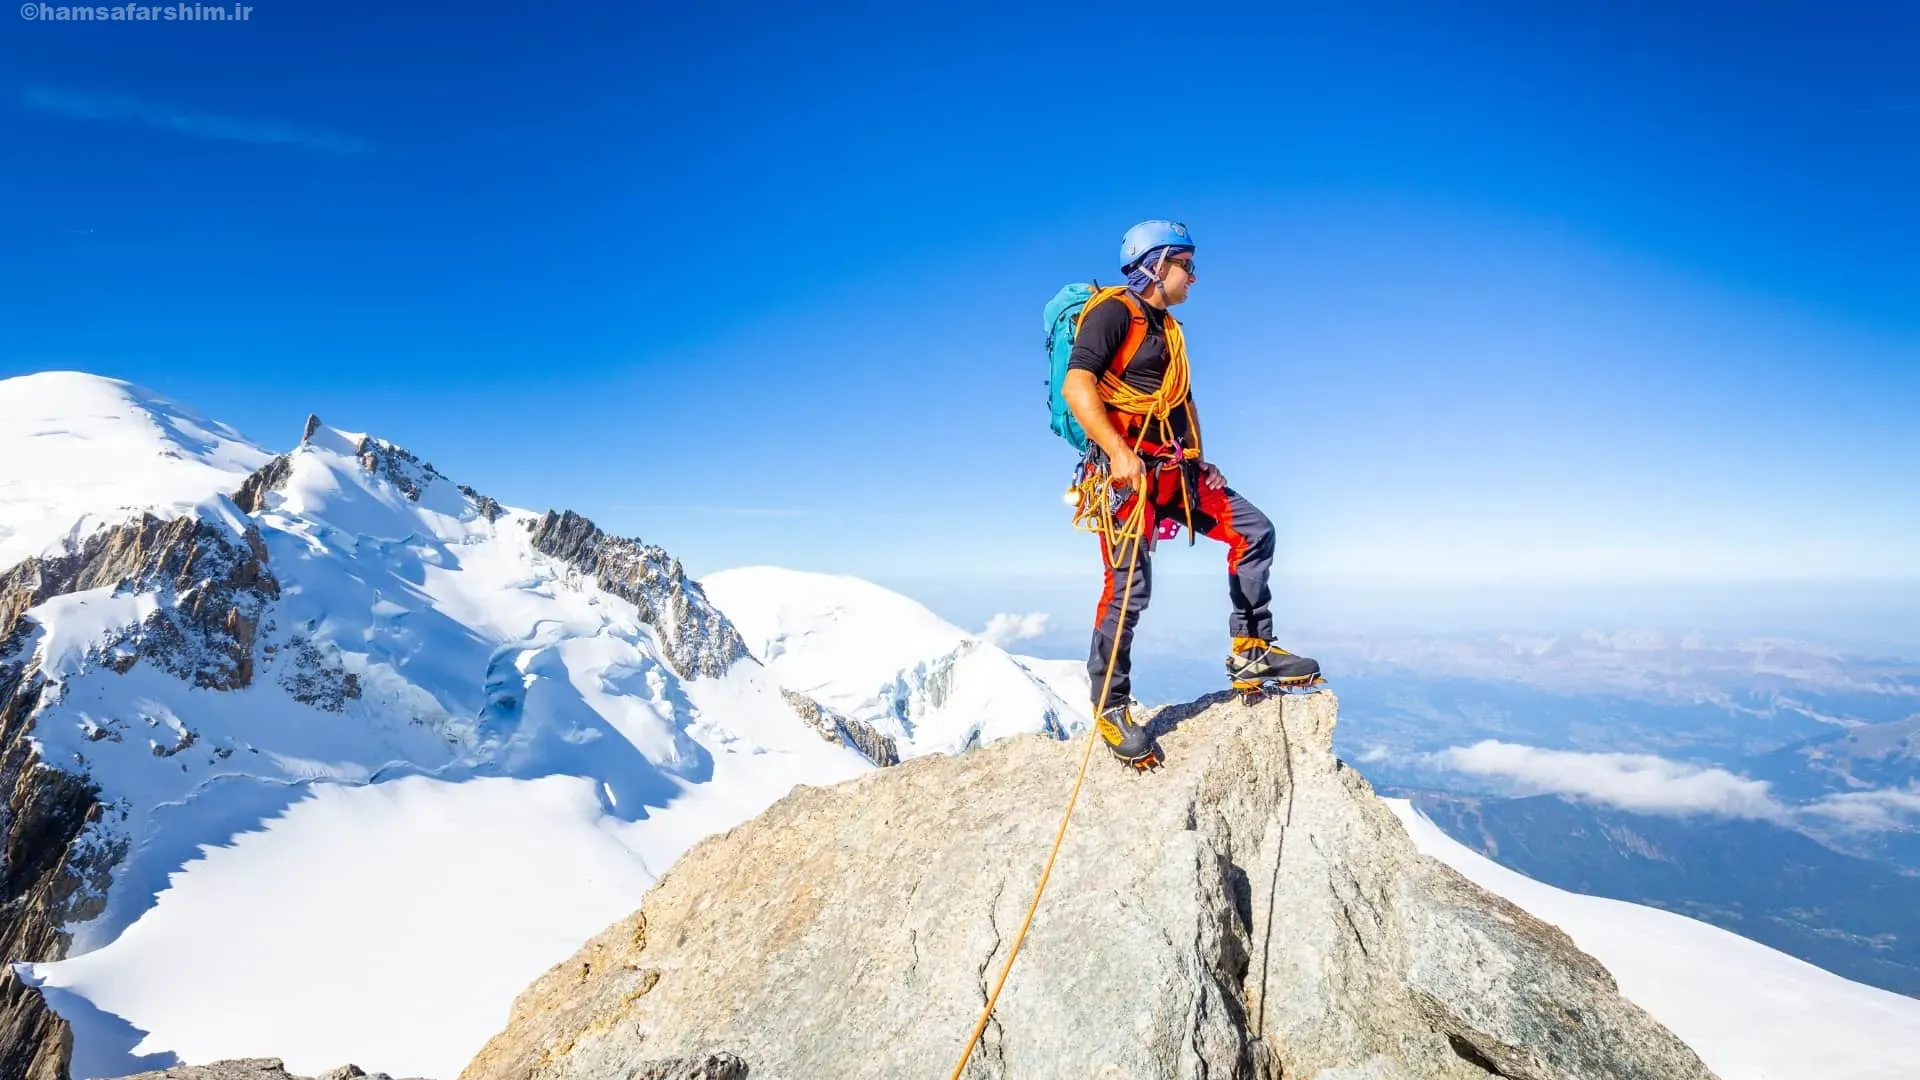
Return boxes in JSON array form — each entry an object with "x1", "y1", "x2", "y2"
[
  {"x1": 946, "y1": 490, "x2": 1151, "y2": 1080},
  {"x1": 1067, "y1": 444, "x2": 1199, "y2": 553}
]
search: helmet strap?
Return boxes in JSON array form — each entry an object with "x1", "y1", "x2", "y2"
[
  {"x1": 1143, "y1": 249, "x2": 1168, "y2": 299},
  {"x1": 1125, "y1": 248, "x2": 1169, "y2": 301}
]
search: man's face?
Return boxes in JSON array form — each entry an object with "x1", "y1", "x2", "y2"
[{"x1": 1160, "y1": 251, "x2": 1196, "y2": 305}]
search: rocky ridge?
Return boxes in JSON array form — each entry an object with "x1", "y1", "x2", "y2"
[
  {"x1": 524, "y1": 510, "x2": 748, "y2": 682},
  {"x1": 0, "y1": 512, "x2": 282, "y2": 1079},
  {"x1": 777, "y1": 688, "x2": 900, "y2": 767},
  {"x1": 462, "y1": 690, "x2": 1716, "y2": 1080}
]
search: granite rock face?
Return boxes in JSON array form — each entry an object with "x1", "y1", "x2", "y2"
[
  {"x1": 0, "y1": 512, "x2": 281, "y2": 1080},
  {"x1": 777, "y1": 688, "x2": 900, "y2": 767},
  {"x1": 0, "y1": 967, "x2": 69, "y2": 1080},
  {"x1": 351, "y1": 436, "x2": 441, "y2": 504},
  {"x1": 2, "y1": 514, "x2": 278, "y2": 695},
  {"x1": 525, "y1": 511, "x2": 748, "y2": 681},
  {"x1": 462, "y1": 691, "x2": 1716, "y2": 1080},
  {"x1": 231, "y1": 454, "x2": 293, "y2": 515}
]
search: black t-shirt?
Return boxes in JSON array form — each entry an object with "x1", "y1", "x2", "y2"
[{"x1": 1066, "y1": 291, "x2": 1193, "y2": 446}]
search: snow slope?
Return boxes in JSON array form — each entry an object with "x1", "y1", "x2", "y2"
[
  {"x1": 701, "y1": 565, "x2": 1092, "y2": 756},
  {"x1": 42, "y1": 775, "x2": 655, "y2": 1080},
  {"x1": 1386, "y1": 798, "x2": 1920, "y2": 1080},
  {"x1": 3, "y1": 375, "x2": 871, "y2": 1078},
  {"x1": 0, "y1": 371, "x2": 270, "y2": 568},
  {"x1": 1012, "y1": 654, "x2": 1093, "y2": 713}
]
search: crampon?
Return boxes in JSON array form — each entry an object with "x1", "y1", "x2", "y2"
[
  {"x1": 1232, "y1": 675, "x2": 1328, "y2": 705},
  {"x1": 1111, "y1": 744, "x2": 1164, "y2": 773},
  {"x1": 1096, "y1": 704, "x2": 1162, "y2": 773}
]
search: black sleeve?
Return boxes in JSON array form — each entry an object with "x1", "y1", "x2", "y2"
[{"x1": 1067, "y1": 295, "x2": 1131, "y2": 377}]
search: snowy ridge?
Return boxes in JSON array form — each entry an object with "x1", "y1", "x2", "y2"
[
  {"x1": 1387, "y1": 798, "x2": 1920, "y2": 1080},
  {"x1": 0, "y1": 375, "x2": 872, "y2": 1077},
  {"x1": 701, "y1": 565, "x2": 1093, "y2": 757},
  {"x1": 0, "y1": 372, "x2": 270, "y2": 570}
]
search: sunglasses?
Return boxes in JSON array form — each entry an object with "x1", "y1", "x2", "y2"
[{"x1": 1164, "y1": 256, "x2": 1195, "y2": 275}]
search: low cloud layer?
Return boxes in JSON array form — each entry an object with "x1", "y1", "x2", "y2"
[
  {"x1": 1430, "y1": 740, "x2": 1920, "y2": 832},
  {"x1": 1438, "y1": 740, "x2": 1784, "y2": 818},
  {"x1": 980, "y1": 612, "x2": 1049, "y2": 647},
  {"x1": 1804, "y1": 787, "x2": 1920, "y2": 830}
]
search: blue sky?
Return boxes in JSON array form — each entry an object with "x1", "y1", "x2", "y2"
[{"x1": 4, "y1": 3, "x2": 1917, "y2": 602}]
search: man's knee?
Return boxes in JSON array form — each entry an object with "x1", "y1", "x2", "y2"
[
  {"x1": 1247, "y1": 515, "x2": 1275, "y2": 559},
  {"x1": 1235, "y1": 499, "x2": 1276, "y2": 559},
  {"x1": 1095, "y1": 562, "x2": 1153, "y2": 629}
]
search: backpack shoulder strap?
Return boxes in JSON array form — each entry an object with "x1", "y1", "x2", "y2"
[
  {"x1": 1104, "y1": 288, "x2": 1151, "y2": 382},
  {"x1": 1073, "y1": 287, "x2": 1153, "y2": 395},
  {"x1": 1073, "y1": 284, "x2": 1123, "y2": 332}
]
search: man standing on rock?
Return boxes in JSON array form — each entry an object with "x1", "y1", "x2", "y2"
[{"x1": 1061, "y1": 221, "x2": 1321, "y2": 770}]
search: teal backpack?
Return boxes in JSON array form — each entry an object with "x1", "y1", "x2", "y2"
[{"x1": 1044, "y1": 283, "x2": 1147, "y2": 451}]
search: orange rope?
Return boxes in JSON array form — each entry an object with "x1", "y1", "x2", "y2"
[
  {"x1": 947, "y1": 492, "x2": 1148, "y2": 1079},
  {"x1": 1074, "y1": 287, "x2": 1201, "y2": 463}
]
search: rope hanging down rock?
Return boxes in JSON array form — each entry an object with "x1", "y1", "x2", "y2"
[{"x1": 946, "y1": 491, "x2": 1149, "y2": 1079}]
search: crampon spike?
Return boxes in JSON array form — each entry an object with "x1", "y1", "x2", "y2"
[{"x1": 1233, "y1": 676, "x2": 1328, "y2": 704}]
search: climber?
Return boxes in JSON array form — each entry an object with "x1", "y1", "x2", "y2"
[{"x1": 1061, "y1": 221, "x2": 1321, "y2": 769}]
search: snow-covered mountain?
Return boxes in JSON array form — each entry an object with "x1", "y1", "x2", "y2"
[
  {"x1": 702, "y1": 565, "x2": 1092, "y2": 758},
  {"x1": 0, "y1": 372, "x2": 270, "y2": 569},
  {"x1": 0, "y1": 374, "x2": 911, "y2": 1078},
  {"x1": 0, "y1": 372, "x2": 1103, "y2": 1079},
  {"x1": 9, "y1": 371, "x2": 1917, "y2": 1080}
]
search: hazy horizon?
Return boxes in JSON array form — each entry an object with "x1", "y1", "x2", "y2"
[{"x1": 873, "y1": 571, "x2": 1920, "y2": 660}]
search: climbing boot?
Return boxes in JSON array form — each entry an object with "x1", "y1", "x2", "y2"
[
  {"x1": 1227, "y1": 637, "x2": 1324, "y2": 702},
  {"x1": 1095, "y1": 704, "x2": 1160, "y2": 771}
]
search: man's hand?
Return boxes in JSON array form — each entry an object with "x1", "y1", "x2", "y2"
[
  {"x1": 1109, "y1": 446, "x2": 1146, "y2": 491},
  {"x1": 1200, "y1": 461, "x2": 1226, "y2": 490}
]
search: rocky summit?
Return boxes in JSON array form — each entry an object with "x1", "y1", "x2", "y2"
[{"x1": 460, "y1": 691, "x2": 1716, "y2": 1080}]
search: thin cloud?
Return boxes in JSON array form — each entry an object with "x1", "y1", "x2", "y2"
[
  {"x1": 1406, "y1": 739, "x2": 1920, "y2": 834},
  {"x1": 23, "y1": 86, "x2": 370, "y2": 155},
  {"x1": 980, "y1": 612, "x2": 1049, "y2": 647},
  {"x1": 1436, "y1": 740, "x2": 1784, "y2": 819},
  {"x1": 1804, "y1": 788, "x2": 1920, "y2": 830}
]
